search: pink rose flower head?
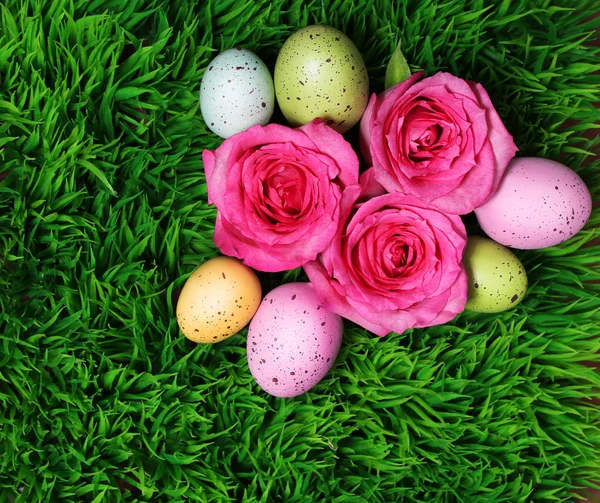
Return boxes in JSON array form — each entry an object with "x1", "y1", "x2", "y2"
[
  {"x1": 202, "y1": 120, "x2": 359, "y2": 272},
  {"x1": 304, "y1": 169, "x2": 468, "y2": 337},
  {"x1": 360, "y1": 71, "x2": 518, "y2": 215}
]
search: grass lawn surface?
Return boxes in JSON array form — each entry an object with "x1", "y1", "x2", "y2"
[{"x1": 1, "y1": 1, "x2": 600, "y2": 502}]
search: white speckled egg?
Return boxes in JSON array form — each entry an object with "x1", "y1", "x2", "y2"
[
  {"x1": 247, "y1": 282, "x2": 343, "y2": 398},
  {"x1": 475, "y1": 157, "x2": 592, "y2": 249},
  {"x1": 200, "y1": 48, "x2": 274, "y2": 138},
  {"x1": 274, "y1": 25, "x2": 369, "y2": 133}
]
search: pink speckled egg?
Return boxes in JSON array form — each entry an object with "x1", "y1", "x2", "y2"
[
  {"x1": 474, "y1": 157, "x2": 592, "y2": 250},
  {"x1": 247, "y1": 282, "x2": 343, "y2": 398}
]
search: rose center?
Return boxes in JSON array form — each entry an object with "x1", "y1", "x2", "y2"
[
  {"x1": 390, "y1": 241, "x2": 416, "y2": 269},
  {"x1": 402, "y1": 103, "x2": 454, "y2": 163},
  {"x1": 263, "y1": 166, "x2": 305, "y2": 216},
  {"x1": 414, "y1": 124, "x2": 443, "y2": 148}
]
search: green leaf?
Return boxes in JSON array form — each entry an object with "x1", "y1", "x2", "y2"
[
  {"x1": 0, "y1": 136, "x2": 17, "y2": 148},
  {"x1": 385, "y1": 41, "x2": 411, "y2": 90},
  {"x1": 77, "y1": 159, "x2": 117, "y2": 196},
  {"x1": 90, "y1": 488, "x2": 108, "y2": 503}
]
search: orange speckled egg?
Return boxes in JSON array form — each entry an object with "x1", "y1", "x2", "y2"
[{"x1": 176, "y1": 256, "x2": 262, "y2": 344}]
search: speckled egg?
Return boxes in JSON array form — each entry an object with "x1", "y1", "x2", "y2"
[
  {"x1": 274, "y1": 25, "x2": 369, "y2": 133},
  {"x1": 176, "y1": 256, "x2": 262, "y2": 344},
  {"x1": 475, "y1": 157, "x2": 592, "y2": 249},
  {"x1": 463, "y1": 236, "x2": 528, "y2": 313},
  {"x1": 247, "y1": 282, "x2": 343, "y2": 398},
  {"x1": 200, "y1": 48, "x2": 274, "y2": 138}
]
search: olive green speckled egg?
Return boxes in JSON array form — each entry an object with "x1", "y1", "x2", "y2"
[
  {"x1": 274, "y1": 25, "x2": 369, "y2": 133},
  {"x1": 464, "y1": 237, "x2": 528, "y2": 313}
]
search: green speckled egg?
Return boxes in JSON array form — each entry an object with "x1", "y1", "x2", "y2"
[
  {"x1": 274, "y1": 25, "x2": 369, "y2": 133},
  {"x1": 464, "y1": 236, "x2": 528, "y2": 313}
]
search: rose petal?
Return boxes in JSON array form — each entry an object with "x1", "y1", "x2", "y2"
[
  {"x1": 429, "y1": 138, "x2": 496, "y2": 214},
  {"x1": 417, "y1": 269, "x2": 467, "y2": 327},
  {"x1": 359, "y1": 93, "x2": 378, "y2": 165},
  {"x1": 358, "y1": 168, "x2": 387, "y2": 200},
  {"x1": 468, "y1": 81, "x2": 519, "y2": 202},
  {"x1": 304, "y1": 259, "x2": 395, "y2": 337},
  {"x1": 370, "y1": 73, "x2": 424, "y2": 177},
  {"x1": 202, "y1": 149, "x2": 216, "y2": 205},
  {"x1": 215, "y1": 210, "x2": 339, "y2": 272},
  {"x1": 300, "y1": 119, "x2": 359, "y2": 187},
  {"x1": 320, "y1": 185, "x2": 362, "y2": 285}
]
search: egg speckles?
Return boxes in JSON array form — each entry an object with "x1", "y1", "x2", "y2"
[
  {"x1": 274, "y1": 25, "x2": 369, "y2": 133},
  {"x1": 247, "y1": 282, "x2": 343, "y2": 398},
  {"x1": 176, "y1": 256, "x2": 262, "y2": 344},
  {"x1": 463, "y1": 237, "x2": 528, "y2": 313},
  {"x1": 200, "y1": 48, "x2": 274, "y2": 138},
  {"x1": 475, "y1": 157, "x2": 592, "y2": 250}
]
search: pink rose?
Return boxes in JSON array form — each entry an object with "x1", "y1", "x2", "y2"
[
  {"x1": 303, "y1": 170, "x2": 468, "y2": 337},
  {"x1": 202, "y1": 120, "x2": 359, "y2": 272},
  {"x1": 360, "y1": 72, "x2": 518, "y2": 214}
]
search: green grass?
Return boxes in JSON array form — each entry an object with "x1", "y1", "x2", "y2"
[{"x1": 1, "y1": 0, "x2": 600, "y2": 501}]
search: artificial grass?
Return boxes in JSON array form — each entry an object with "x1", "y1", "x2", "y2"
[{"x1": 1, "y1": 0, "x2": 600, "y2": 501}]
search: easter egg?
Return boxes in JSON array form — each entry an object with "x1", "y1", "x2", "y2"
[
  {"x1": 247, "y1": 282, "x2": 343, "y2": 398},
  {"x1": 475, "y1": 157, "x2": 592, "y2": 250},
  {"x1": 274, "y1": 25, "x2": 369, "y2": 133},
  {"x1": 200, "y1": 48, "x2": 274, "y2": 138},
  {"x1": 176, "y1": 256, "x2": 262, "y2": 343},
  {"x1": 463, "y1": 236, "x2": 528, "y2": 313}
]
